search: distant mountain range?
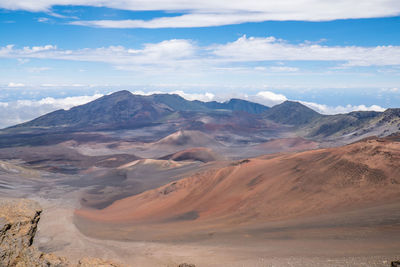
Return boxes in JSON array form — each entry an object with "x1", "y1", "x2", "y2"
[
  {"x1": 1, "y1": 90, "x2": 400, "y2": 147},
  {"x1": 10, "y1": 90, "x2": 269, "y2": 130}
]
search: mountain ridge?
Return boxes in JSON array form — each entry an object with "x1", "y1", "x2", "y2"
[
  {"x1": 7, "y1": 91, "x2": 270, "y2": 131},
  {"x1": 2, "y1": 90, "x2": 400, "y2": 148}
]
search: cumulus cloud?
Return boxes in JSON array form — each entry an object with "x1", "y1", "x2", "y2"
[
  {"x1": 1, "y1": 36, "x2": 400, "y2": 69},
  {"x1": 300, "y1": 101, "x2": 386, "y2": 114},
  {"x1": 168, "y1": 90, "x2": 215, "y2": 102},
  {"x1": 23, "y1": 94, "x2": 104, "y2": 109},
  {"x1": 252, "y1": 91, "x2": 288, "y2": 106},
  {"x1": 0, "y1": 94, "x2": 103, "y2": 129},
  {"x1": 23, "y1": 45, "x2": 57, "y2": 53},
  {"x1": 0, "y1": 41, "x2": 198, "y2": 71},
  {"x1": 250, "y1": 91, "x2": 386, "y2": 114},
  {"x1": 2, "y1": 0, "x2": 400, "y2": 27},
  {"x1": 212, "y1": 35, "x2": 400, "y2": 66}
]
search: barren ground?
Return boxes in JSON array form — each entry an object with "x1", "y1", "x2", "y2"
[{"x1": 0, "y1": 135, "x2": 398, "y2": 266}]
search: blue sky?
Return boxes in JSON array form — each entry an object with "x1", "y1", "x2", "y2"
[{"x1": 0, "y1": 1, "x2": 400, "y2": 127}]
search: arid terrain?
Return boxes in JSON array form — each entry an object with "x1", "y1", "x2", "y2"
[{"x1": 0, "y1": 91, "x2": 399, "y2": 266}]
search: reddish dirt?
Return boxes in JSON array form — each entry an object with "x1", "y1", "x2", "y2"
[
  {"x1": 255, "y1": 137, "x2": 320, "y2": 153},
  {"x1": 75, "y1": 137, "x2": 400, "y2": 243}
]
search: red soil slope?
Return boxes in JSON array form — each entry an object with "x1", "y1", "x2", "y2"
[
  {"x1": 76, "y1": 136, "x2": 400, "y2": 237},
  {"x1": 255, "y1": 137, "x2": 319, "y2": 153}
]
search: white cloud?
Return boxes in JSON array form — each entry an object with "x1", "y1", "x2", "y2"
[
  {"x1": 12, "y1": 94, "x2": 103, "y2": 110},
  {"x1": 381, "y1": 87, "x2": 399, "y2": 93},
  {"x1": 40, "y1": 83, "x2": 58, "y2": 87},
  {"x1": 1, "y1": 36, "x2": 400, "y2": 70},
  {"x1": 2, "y1": 0, "x2": 399, "y2": 27},
  {"x1": 213, "y1": 35, "x2": 400, "y2": 66},
  {"x1": 0, "y1": 94, "x2": 103, "y2": 129},
  {"x1": 269, "y1": 66, "x2": 299, "y2": 72},
  {"x1": 173, "y1": 91, "x2": 215, "y2": 102},
  {"x1": 8, "y1": 82, "x2": 25, "y2": 87},
  {"x1": 131, "y1": 90, "x2": 215, "y2": 102},
  {"x1": 253, "y1": 91, "x2": 288, "y2": 106},
  {"x1": 252, "y1": 90, "x2": 386, "y2": 114},
  {"x1": 68, "y1": 12, "x2": 293, "y2": 28},
  {"x1": 130, "y1": 90, "x2": 163, "y2": 96},
  {"x1": 252, "y1": 66, "x2": 299, "y2": 72},
  {"x1": 22, "y1": 45, "x2": 57, "y2": 53},
  {"x1": 0, "y1": 41, "x2": 197, "y2": 71},
  {"x1": 37, "y1": 17, "x2": 49, "y2": 22},
  {"x1": 300, "y1": 101, "x2": 386, "y2": 114}
]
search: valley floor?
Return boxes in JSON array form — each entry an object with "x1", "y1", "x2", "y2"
[
  {"x1": 0, "y1": 134, "x2": 399, "y2": 266},
  {"x1": 36, "y1": 196, "x2": 400, "y2": 267},
  {"x1": 0, "y1": 173, "x2": 398, "y2": 267}
]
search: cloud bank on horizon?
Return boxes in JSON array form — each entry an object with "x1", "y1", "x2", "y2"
[{"x1": 0, "y1": 90, "x2": 387, "y2": 129}]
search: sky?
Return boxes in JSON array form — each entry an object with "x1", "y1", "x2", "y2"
[{"x1": 0, "y1": 0, "x2": 400, "y2": 128}]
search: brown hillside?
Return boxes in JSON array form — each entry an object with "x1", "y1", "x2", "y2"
[{"x1": 75, "y1": 137, "x2": 400, "y2": 239}]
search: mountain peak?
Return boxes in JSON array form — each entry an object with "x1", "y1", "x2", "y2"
[
  {"x1": 96, "y1": 90, "x2": 134, "y2": 103},
  {"x1": 6, "y1": 90, "x2": 272, "y2": 132},
  {"x1": 11, "y1": 90, "x2": 173, "y2": 130},
  {"x1": 280, "y1": 100, "x2": 308, "y2": 107},
  {"x1": 264, "y1": 100, "x2": 321, "y2": 126},
  {"x1": 108, "y1": 90, "x2": 132, "y2": 97},
  {"x1": 273, "y1": 100, "x2": 319, "y2": 113},
  {"x1": 152, "y1": 93, "x2": 184, "y2": 99}
]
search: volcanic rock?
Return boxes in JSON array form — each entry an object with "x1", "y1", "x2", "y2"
[{"x1": 0, "y1": 198, "x2": 122, "y2": 267}]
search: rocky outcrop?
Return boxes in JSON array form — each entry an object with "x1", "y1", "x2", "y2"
[
  {"x1": 178, "y1": 264, "x2": 196, "y2": 267},
  {"x1": 0, "y1": 198, "x2": 122, "y2": 267},
  {"x1": 0, "y1": 198, "x2": 69, "y2": 266}
]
